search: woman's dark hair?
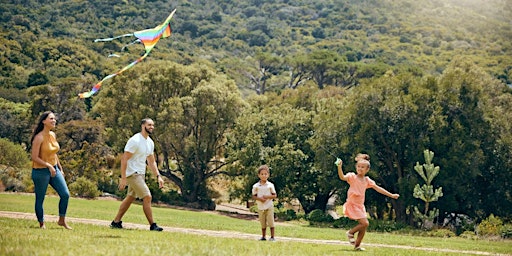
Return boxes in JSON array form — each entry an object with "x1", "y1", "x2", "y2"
[{"x1": 30, "y1": 111, "x2": 53, "y2": 144}]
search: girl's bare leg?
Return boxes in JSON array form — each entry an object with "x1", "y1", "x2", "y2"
[{"x1": 349, "y1": 218, "x2": 369, "y2": 248}]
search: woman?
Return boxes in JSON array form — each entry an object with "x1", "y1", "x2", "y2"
[{"x1": 30, "y1": 111, "x2": 72, "y2": 229}]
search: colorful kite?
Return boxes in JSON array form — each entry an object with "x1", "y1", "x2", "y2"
[{"x1": 79, "y1": 9, "x2": 176, "y2": 98}]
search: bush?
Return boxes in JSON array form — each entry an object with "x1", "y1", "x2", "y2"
[
  {"x1": 0, "y1": 166, "x2": 30, "y2": 192},
  {"x1": 459, "y1": 231, "x2": 478, "y2": 240},
  {"x1": 276, "y1": 209, "x2": 298, "y2": 221},
  {"x1": 476, "y1": 214, "x2": 503, "y2": 237},
  {"x1": 426, "y1": 228, "x2": 457, "y2": 238},
  {"x1": 69, "y1": 177, "x2": 100, "y2": 198},
  {"x1": 333, "y1": 217, "x2": 358, "y2": 228},
  {"x1": 368, "y1": 219, "x2": 408, "y2": 232},
  {"x1": 307, "y1": 209, "x2": 334, "y2": 223},
  {"x1": 500, "y1": 224, "x2": 512, "y2": 239}
]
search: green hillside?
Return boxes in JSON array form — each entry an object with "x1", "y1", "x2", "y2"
[{"x1": 1, "y1": 0, "x2": 511, "y2": 93}]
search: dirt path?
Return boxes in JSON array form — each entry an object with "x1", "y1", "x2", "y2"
[{"x1": 0, "y1": 210, "x2": 508, "y2": 256}]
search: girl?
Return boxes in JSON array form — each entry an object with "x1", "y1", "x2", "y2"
[{"x1": 336, "y1": 156, "x2": 399, "y2": 250}]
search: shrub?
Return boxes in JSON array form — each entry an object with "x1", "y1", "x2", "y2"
[
  {"x1": 476, "y1": 214, "x2": 502, "y2": 237},
  {"x1": 249, "y1": 204, "x2": 258, "y2": 213},
  {"x1": 307, "y1": 209, "x2": 333, "y2": 223},
  {"x1": 333, "y1": 217, "x2": 358, "y2": 228},
  {"x1": 426, "y1": 228, "x2": 457, "y2": 238},
  {"x1": 500, "y1": 224, "x2": 512, "y2": 239},
  {"x1": 368, "y1": 219, "x2": 408, "y2": 232},
  {"x1": 276, "y1": 209, "x2": 298, "y2": 221},
  {"x1": 69, "y1": 177, "x2": 100, "y2": 199},
  {"x1": 459, "y1": 231, "x2": 478, "y2": 240}
]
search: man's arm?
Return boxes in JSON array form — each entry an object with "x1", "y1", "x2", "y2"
[
  {"x1": 147, "y1": 154, "x2": 164, "y2": 188},
  {"x1": 118, "y1": 151, "x2": 133, "y2": 190}
]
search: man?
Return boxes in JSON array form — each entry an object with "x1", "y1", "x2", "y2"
[{"x1": 110, "y1": 118, "x2": 165, "y2": 231}]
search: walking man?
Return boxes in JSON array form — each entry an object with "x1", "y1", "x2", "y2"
[{"x1": 110, "y1": 118, "x2": 165, "y2": 231}]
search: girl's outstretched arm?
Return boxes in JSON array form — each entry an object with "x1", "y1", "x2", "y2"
[
  {"x1": 373, "y1": 185, "x2": 400, "y2": 199},
  {"x1": 337, "y1": 160, "x2": 349, "y2": 181}
]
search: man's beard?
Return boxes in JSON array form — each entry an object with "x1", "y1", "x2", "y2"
[{"x1": 145, "y1": 127, "x2": 153, "y2": 134}]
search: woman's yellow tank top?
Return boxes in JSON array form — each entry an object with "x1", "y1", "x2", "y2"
[{"x1": 32, "y1": 132, "x2": 60, "y2": 168}]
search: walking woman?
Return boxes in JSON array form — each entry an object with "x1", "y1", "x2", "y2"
[{"x1": 30, "y1": 111, "x2": 72, "y2": 229}]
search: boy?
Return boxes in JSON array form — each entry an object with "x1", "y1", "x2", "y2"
[{"x1": 252, "y1": 165, "x2": 277, "y2": 241}]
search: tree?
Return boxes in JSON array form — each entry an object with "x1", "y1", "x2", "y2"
[
  {"x1": 0, "y1": 138, "x2": 29, "y2": 170},
  {"x1": 0, "y1": 98, "x2": 32, "y2": 145},
  {"x1": 227, "y1": 86, "x2": 347, "y2": 213},
  {"x1": 412, "y1": 149, "x2": 443, "y2": 229},
  {"x1": 303, "y1": 49, "x2": 343, "y2": 89},
  {"x1": 93, "y1": 61, "x2": 246, "y2": 209},
  {"x1": 242, "y1": 51, "x2": 282, "y2": 95}
]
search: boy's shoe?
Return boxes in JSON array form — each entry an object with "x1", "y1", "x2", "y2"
[
  {"x1": 259, "y1": 237, "x2": 266, "y2": 241},
  {"x1": 269, "y1": 237, "x2": 276, "y2": 242},
  {"x1": 110, "y1": 220, "x2": 123, "y2": 229},
  {"x1": 354, "y1": 247, "x2": 365, "y2": 251},
  {"x1": 150, "y1": 223, "x2": 163, "y2": 231}
]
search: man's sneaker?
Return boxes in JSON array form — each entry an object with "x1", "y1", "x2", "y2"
[
  {"x1": 259, "y1": 237, "x2": 266, "y2": 241},
  {"x1": 150, "y1": 223, "x2": 163, "y2": 231},
  {"x1": 110, "y1": 220, "x2": 123, "y2": 229},
  {"x1": 269, "y1": 237, "x2": 276, "y2": 242}
]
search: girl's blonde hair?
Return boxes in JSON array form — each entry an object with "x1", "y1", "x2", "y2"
[
  {"x1": 357, "y1": 159, "x2": 371, "y2": 168},
  {"x1": 355, "y1": 153, "x2": 370, "y2": 161}
]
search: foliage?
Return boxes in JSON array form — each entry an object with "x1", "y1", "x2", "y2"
[
  {"x1": 412, "y1": 149, "x2": 443, "y2": 229},
  {"x1": 332, "y1": 217, "x2": 358, "y2": 229},
  {"x1": 0, "y1": 98, "x2": 32, "y2": 145},
  {"x1": 68, "y1": 177, "x2": 101, "y2": 199},
  {"x1": 0, "y1": 0, "x2": 511, "y2": 224},
  {"x1": 307, "y1": 209, "x2": 334, "y2": 223},
  {"x1": 226, "y1": 86, "x2": 347, "y2": 214},
  {"x1": 275, "y1": 208, "x2": 298, "y2": 221},
  {"x1": 426, "y1": 228, "x2": 457, "y2": 238},
  {"x1": 476, "y1": 214, "x2": 503, "y2": 238},
  {"x1": 0, "y1": 139, "x2": 30, "y2": 192},
  {"x1": 146, "y1": 173, "x2": 183, "y2": 205},
  {"x1": 0, "y1": 138, "x2": 29, "y2": 169},
  {"x1": 459, "y1": 231, "x2": 478, "y2": 240},
  {"x1": 93, "y1": 61, "x2": 246, "y2": 210},
  {"x1": 1, "y1": 0, "x2": 511, "y2": 93},
  {"x1": 368, "y1": 219, "x2": 409, "y2": 233},
  {"x1": 501, "y1": 224, "x2": 512, "y2": 239}
]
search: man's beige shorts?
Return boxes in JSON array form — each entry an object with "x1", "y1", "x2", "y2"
[
  {"x1": 126, "y1": 174, "x2": 151, "y2": 199},
  {"x1": 258, "y1": 208, "x2": 275, "y2": 229}
]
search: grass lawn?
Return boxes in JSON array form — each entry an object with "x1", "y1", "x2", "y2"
[{"x1": 0, "y1": 193, "x2": 510, "y2": 255}]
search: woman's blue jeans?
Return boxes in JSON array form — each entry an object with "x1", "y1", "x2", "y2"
[{"x1": 31, "y1": 166, "x2": 70, "y2": 222}]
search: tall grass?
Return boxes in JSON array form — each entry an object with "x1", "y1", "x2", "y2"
[{"x1": 0, "y1": 193, "x2": 510, "y2": 255}]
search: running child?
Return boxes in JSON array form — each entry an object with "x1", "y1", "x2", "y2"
[{"x1": 336, "y1": 156, "x2": 399, "y2": 250}]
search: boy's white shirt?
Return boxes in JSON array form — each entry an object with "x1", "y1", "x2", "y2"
[{"x1": 252, "y1": 181, "x2": 276, "y2": 210}]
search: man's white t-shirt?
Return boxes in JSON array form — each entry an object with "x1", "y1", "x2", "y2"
[
  {"x1": 252, "y1": 181, "x2": 276, "y2": 210},
  {"x1": 124, "y1": 133, "x2": 154, "y2": 177}
]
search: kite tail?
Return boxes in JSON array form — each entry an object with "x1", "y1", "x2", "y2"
[
  {"x1": 94, "y1": 33, "x2": 134, "y2": 42},
  {"x1": 121, "y1": 39, "x2": 141, "y2": 52},
  {"x1": 78, "y1": 53, "x2": 149, "y2": 98}
]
